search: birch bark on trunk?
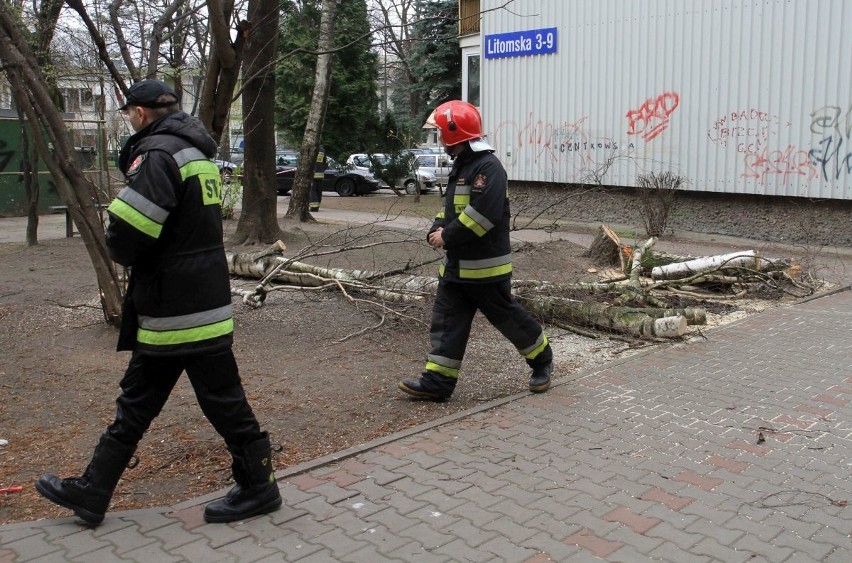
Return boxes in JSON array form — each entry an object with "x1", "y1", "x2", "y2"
[
  {"x1": 651, "y1": 250, "x2": 758, "y2": 280},
  {"x1": 287, "y1": 0, "x2": 338, "y2": 221}
]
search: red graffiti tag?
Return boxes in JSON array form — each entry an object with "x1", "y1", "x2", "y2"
[
  {"x1": 626, "y1": 92, "x2": 680, "y2": 142},
  {"x1": 741, "y1": 145, "x2": 818, "y2": 186}
]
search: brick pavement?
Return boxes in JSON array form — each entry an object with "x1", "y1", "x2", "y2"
[{"x1": 2, "y1": 287, "x2": 852, "y2": 561}]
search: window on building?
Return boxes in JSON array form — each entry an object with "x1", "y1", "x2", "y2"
[
  {"x1": 61, "y1": 88, "x2": 80, "y2": 111},
  {"x1": 80, "y1": 89, "x2": 94, "y2": 108},
  {"x1": 466, "y1": 55, "x2": 480, "y2": 107},
  {"x1": 78, "y1": 128, "x2": 98, "y2": 148},
  {"x1": 61, "y1": 88, "x2": 96, "y2": 112},
  {"x1": 0, "y1": 82, "x2": 12, "y2": 109}
]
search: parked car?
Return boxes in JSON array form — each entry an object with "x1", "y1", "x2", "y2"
[
  {"x1": 410, "y1": 152, "x2": 451, "y2": 187},
  {"x1": 275, "y1": 153, "x2": 299, "y2": 168},
  {"x1": 214, "y1": 159, "x2": 237, "y2": 181},
  {"x1": 275, "y1": 149, "x2": 298, "y2": 166},
  {"x1": 228, "y1": 149, "x2": 245, "y2": 166},
  {"x1": 275, "y1": 156, "x2": 380, "y2": 197},
  {"x1": 346, "y1": 153, "x2": 438, "y2": 194}
]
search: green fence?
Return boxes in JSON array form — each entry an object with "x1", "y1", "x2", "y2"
[{"x1": 0, "y1": 115, "x2": 107, "y2": 217}]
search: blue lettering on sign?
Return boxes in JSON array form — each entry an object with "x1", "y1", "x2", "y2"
[{"x1": 484, "y1": 27, "x2": 558, "y2": 59}]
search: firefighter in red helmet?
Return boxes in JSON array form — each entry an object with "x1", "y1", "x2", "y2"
[{"x1": 398, "y1": 100, "x2": 554, "y2": 401}]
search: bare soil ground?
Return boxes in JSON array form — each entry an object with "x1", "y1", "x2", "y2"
[{"x1": 0, "y1": 191, "x2": 839, "y2": 525}]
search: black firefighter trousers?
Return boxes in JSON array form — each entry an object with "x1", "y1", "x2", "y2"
[
  {"x1": 427, "y1": 278, "x2": 552, "y2": 381},
  {"x1": 105, "y1": 349, "x2": 263, "y2": 451}
]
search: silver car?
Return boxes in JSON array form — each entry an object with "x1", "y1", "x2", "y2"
[
  {"x1": 346, "y1": 153, "x2": 438, "y2": 195},
  {"x1": 412, "y1": 153, "x2": 451, "y2": 188}
]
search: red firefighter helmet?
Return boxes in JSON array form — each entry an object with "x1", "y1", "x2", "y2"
[{"x1": 426, "y1": 100, "x2": 484, "y2": 147}]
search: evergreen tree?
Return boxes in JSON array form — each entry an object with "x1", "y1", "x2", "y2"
[
  {"x1": 390, "y1": 0, "x2": 460, "y2": 142},
  {"x1": 276, "y1": 0, "x2": 380, "y2": 160}
]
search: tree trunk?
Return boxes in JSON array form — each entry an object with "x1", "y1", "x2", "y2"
[
  {"x1": 515, "y1": 295, "x2": 689, "y2": 338},
  {"x1": 198, "y1": 0, "x2": 247, "y2": 144},
  {"x1": 651, "y1": 250, "x2": 758, "y2": 280},
  {"x1": 0, "y1": 8, "x2": 124, "y2": 325},
  {"x1": 223, "y1": 245, "x2": 702, "y2": 339},
  {"x1": 14, "y1": 104, "x2": 40, "y2": 246},
  {"x1": 231, "y1": 0, "x2": 284, "y2": 244},
  {"x1": 287, "y1": 0, "x2": 338, "y2": 221},
  {"x1": 585, "y1": 224, "x2": 631, "y2": 271}
]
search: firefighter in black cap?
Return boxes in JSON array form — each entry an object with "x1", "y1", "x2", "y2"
[{"x1": 35, "y1": 79, "x2": 282, "y2": 525}]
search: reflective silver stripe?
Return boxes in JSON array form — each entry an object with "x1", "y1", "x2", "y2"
[
  {"x1": 427, "y1": 354, "x2": 462, "y2": 369},
  {"x1": 463, "y1": 205, "x2": 494, "y2": 232},
  {"x1": 172, "y1": 147, "x2": 209, "y2": 168},
  {"x1": 116, "y1": 187, "x2": 169, "y2": 224},
  {"x1": 455, "y1": 185, "x2": 471, "y2": 195},
  {"x1": 520, "y1": 332, "x2": 547, "y2": 356},
  {"x1": 457, "y1": 254, "x2": 512, "y2": 270},
  {"x1": 138, "y1": 304, "x2": 233, "y2": 331}
]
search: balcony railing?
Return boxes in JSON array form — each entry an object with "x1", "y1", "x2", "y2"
[{"x1": 459, "y1": 0, "x2": 480, "y2": 36}]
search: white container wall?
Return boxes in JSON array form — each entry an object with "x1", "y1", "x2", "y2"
[{"x1": 476, "y1": 0, "x2": 852, "y2": 200}]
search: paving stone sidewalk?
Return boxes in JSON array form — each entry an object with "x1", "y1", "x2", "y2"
[{"x1": 2, "y1": 289, "x2": 852, "y2": 561}]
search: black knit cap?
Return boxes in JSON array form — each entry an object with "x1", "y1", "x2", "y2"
[{"x1": 119, "y1": 80, "x2": 179, "y2": 110}]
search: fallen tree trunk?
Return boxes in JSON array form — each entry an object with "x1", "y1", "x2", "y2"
[
  {"x1": 651, "y1": 250, "x2": 757, "y2": 280},
  {"x1": 225, "y1": 244, "x2": 703, "y2": 339},
  {"x1": 516, "y1": 294, "x2": 690, "y2": 337}
]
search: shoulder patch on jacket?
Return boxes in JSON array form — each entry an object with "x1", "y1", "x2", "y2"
[
  {"x1": 472, "y1": 174, "x2": 487, "y2": 192},
  {"x1": 127, "y1": 154, "x2": 146, "y2": 176}
]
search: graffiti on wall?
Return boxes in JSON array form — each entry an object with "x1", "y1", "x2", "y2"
[
  {"x1": 494, "y1": 113, "x2": 585, "y2": 164},
  {"x1": 626, "y1": 92, "x2": 680, "y2": 142},
  {"x1": 492, "y1": 112, "x2": 636, "y2": 169},
  {"x1": 809, "y1": 104, "x2": 852, "y2": 181},
  {"x1": 741, "y1": 145, "x2": 817, "y2": 185},
  {"x1": 707, "y1": 108, "x2": 787, "y2": 150},
  {"x1": 708, "y1": 109, "x2": 815, "y2": 185}
]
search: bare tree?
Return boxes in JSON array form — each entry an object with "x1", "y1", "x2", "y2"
[
  {"x1": 286, "y1": 0, "x2": 338, "y2": 221},
  {"x1": 230, "y1": 0, "x2": 283, "y2": 243},
  {"x1": 198, "y1": 0, "x2": 248, "y2": 144},
  {"x1": 0, "y1": 4, "x2": 124, "y2": 323}
]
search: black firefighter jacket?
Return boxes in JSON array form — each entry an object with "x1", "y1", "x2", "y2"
[
  {"x1": 107, "y1": 111, "x2": 233, "y2": 356},
  {"x1": 429, "y1": 149, "x2": 513, "y2": 283}
]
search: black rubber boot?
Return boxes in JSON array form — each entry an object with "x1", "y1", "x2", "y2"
[
  {"x1": 35, "y1": 433, "x2": 136, "y2": 526},
  {"x1": 529, "y1": 361, "x2": 553, "y2": 393},
  {"x1": 204, "y1": 433, "x2": 282, "y2": 523},
  {"x1": 398, "y1": 371, "x2": 456, "y2": 402}
]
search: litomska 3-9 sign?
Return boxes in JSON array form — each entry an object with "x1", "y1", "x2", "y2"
[{"x1": 484, "y1": 27, "x2": 558, "y2": 59}]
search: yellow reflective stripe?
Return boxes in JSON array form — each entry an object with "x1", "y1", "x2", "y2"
[
  {"x1": 463, "y1": 206, "x2": 494, "y2": 232},
  {"x1": 523, "y1": 333, "x2": 549, "y2": 360},
  {"x1": 107, "y1": 198, "x2": 163, "y2": 239},
  {"x1": 180, "y1": 160, "x2": 219, "y2": 181},
  {"x1": 425, "y1": 361, "x2": 459, "y2": 379},
  {"x1": 459, "y1": 211, "x2": 487, "y2": 236},
  {"x1": 453, "y1": 193, "x2": 470, "y2": 206},
  {"x1": 137, "y1": 318, "x2": 234, "y2": 346},
  {"x1": 435, "y1": 211, "x2": 445, "y2": 219},
  {"x1": 459, "y1": 262, "x2": 513, "y2": 279}
]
